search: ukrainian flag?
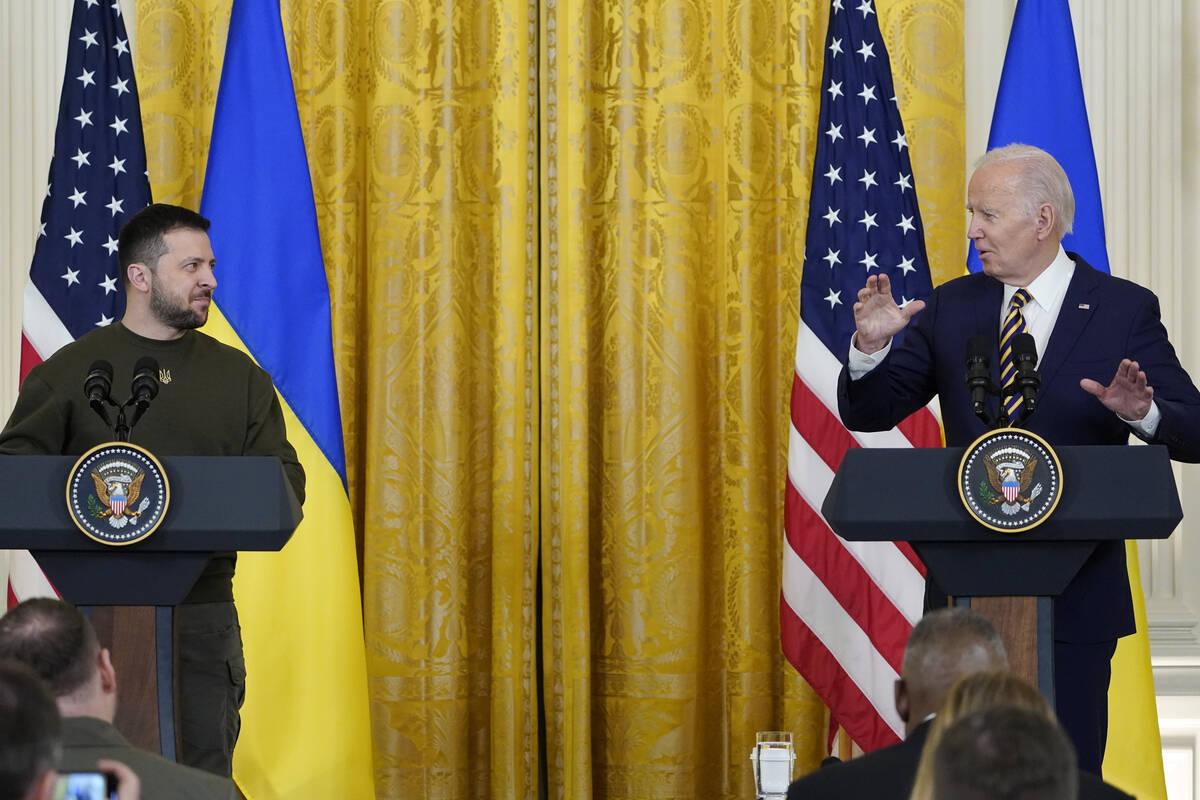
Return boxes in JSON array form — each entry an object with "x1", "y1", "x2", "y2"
[{"x1": 198, "y1": 0, "x2": 374, "y2": 796}]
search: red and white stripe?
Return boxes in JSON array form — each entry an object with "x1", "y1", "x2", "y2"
[
  {"x1": 4, "y1": 282, "x2": 68, "y2": 609},
  {"x1": 781, "y1": 321, "x2": 941, "y2": 751},
  {"x1": 5, "y1": 548, "x2": 58, "y2": 607},
  {"x1": 21, "y1": 280, "x2": 75, "y2": 371}
]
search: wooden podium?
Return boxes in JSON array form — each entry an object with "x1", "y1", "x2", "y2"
[
  {"x1": 822, "y1": 444, "x2": 1182, "y2": 701},
  {"x1": 0, "y1": 455, "x2": 301, "y2": 759}
]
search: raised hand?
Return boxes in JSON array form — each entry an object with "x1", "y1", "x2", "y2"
[
  {"x1": 853, "y1": 274, "x2": 926, "y2": 355},
  {"x1": 1080, "y1": 358, "x2": 1154, "y2": 421}
]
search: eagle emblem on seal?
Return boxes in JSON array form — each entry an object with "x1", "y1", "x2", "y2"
[
  {"x1": 90, "y1": 470, "x2": 149, "y2": 528},
  {"x1": 981, "y1": 446, "x2": 1043, "y2": 516},
  {"x1": 958, "y1": 429, "x2": 1062, "y2": 533}
]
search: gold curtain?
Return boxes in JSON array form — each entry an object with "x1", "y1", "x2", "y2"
[
  {"x1": 541, "y1": 0, "x2": 961, "y2": 796},
  {"x1": 135, "y1": 0, "x2": 962, "y2": 797}
]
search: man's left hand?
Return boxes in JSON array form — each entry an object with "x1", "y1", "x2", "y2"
[{"x1": 1081, "y1": 358, "x2": 1153, "y2": 421}]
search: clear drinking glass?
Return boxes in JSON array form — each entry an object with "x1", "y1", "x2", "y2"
[{"x1": 750, "y1": 730, "x2": 795, "y2": 799}]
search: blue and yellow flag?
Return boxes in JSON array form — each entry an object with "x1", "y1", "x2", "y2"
[{"x1": 199, "y1": 0, "x2": 374, "y2": 796}]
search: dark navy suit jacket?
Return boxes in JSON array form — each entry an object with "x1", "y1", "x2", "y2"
[
  {"x1": 837, "y1": 254, "x2": 1200, "y2": 642},
  {"x1": 786, "y1": 722, "x2": 929, "y2": 800}
]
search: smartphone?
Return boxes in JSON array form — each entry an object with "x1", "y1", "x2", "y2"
[{"x1": 53, "y1": 772, "x2": 117, "y2": 800}]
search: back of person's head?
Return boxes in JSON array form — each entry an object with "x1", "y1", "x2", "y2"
[
  {"x1": 0, "y1": 599, "x2": 100, "y2": 701},
  {"x1": 0, "y1": 660, "x2": 61, "y2": 800},
  {"x1": 118, "y1": 202, "x2": 211, "y2": 274},
  {"x1": 937, "y1": 671, "x2": 1050, "y2": 724},
  {"x1": 931, "y1": 706, "x2": 1077, "y2": 800},
  {"x1": 973, "y1": 143, "x2": 1075, "y2": 238},
  {"x1": 909, "y1": 672, "x2": 1053, "y2": 800},
  {"x1": 898, "y1": 608, "x2": 1008, "y2": 727}
]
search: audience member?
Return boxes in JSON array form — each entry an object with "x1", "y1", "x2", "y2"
[
  {"x1": 0, "y1": 659, "x2": 139, "y2": 800},
  {"x1": 0, "y1": 660, "x2": 61, "y2": 800},
  {"x1": 932, "y1": 706, "x2": 1076, "y2": 800},
  {"x1": 0, "y1": 599, "x2": 237, "y2": 800},
  {"x1": 909, "y1": 672, "x2": 1130, "y2": 800},
  {"x1": 785, "y1": 607, "x2": 1008, "y2": 799}
]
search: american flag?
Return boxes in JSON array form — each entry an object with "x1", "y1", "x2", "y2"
[
  {"x1": 7, "y1": 0, "x2": 151, "y2": 606},
  {"x1": 780, "y1": 0, "x2": 941, "y2": 751}
]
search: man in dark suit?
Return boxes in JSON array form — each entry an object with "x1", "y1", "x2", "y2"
[
  {"x1": 837, "y1": 143, "x2": 1200, "y2": 774},
  {"x1": 786, "y1": 608, "x2": 1133, "y2": 800},
  {"x1": 0, "y1": 599, "x2": 238, "y2": 800},
  {"x1": 787, "y1": 607, "x2": 1009, "y2": 799}
]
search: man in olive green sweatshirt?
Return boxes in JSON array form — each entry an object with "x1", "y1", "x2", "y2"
[{"x1": 0, "y1": 203, "x2": 305, "y2": 778}]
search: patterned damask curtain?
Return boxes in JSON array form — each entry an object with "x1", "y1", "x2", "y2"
[{"x1": 135, "y1": 0, "x2": 962, "y2": 798}]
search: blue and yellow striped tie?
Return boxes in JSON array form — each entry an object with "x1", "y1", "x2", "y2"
[{"x1": 999, "y1": 288, "x2": 1031, "y2": 422}]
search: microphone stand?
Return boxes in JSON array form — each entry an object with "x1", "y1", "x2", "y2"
[
  {"x1": 991, "y1": 382, "x2": 1039, "y2": 428},
  {"x1": 86, "y1": 393, "x2": 126, "y2": 441},
  {"x1": 966, "y1": 372, "x2": 1039, "y2": 429},
  {"x1": 88, "y1": 397, "x2": 115, "y2": 431},
  {"x1": 126, "y1": 397, "x2": 151, "y2": 431},
  {"x1": 114, "y1": 406, "x2": 131, "y2": 442},
  {"x1": 970, "y1": 384, "x2": 1003, "y2": 430}
]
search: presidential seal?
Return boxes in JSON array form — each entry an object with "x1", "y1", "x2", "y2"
[
  {"x1": 958, "y1": 429, "x2": 1063, "y2": 533},
  {"x1": 66, "y1": 443, "x2": 170, "y2": 545}
]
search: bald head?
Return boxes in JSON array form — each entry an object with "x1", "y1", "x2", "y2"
[{"x1": 895, "y1": 608, "x2": 1008, "y2": 734}]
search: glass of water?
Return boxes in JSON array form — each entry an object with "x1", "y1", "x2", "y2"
[{"x1": 750, "y1": 730, "x2": 795, "y2": 799}]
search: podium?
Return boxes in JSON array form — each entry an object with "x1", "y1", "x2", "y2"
[
  {"x1": 822, "y1": 444, "x2": 1182, "y2": 700},
  {"x1": 0, "y1": 455, "x2": 301, "y2": 759}
]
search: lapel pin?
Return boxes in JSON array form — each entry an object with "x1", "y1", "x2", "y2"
[{"x1": 1078, "y1": 303, "x2": 1090, "y2": 310}]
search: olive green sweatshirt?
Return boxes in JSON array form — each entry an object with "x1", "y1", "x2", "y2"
[{"x1": 0, "y1": 322, "x2": 305, "y2": 602}]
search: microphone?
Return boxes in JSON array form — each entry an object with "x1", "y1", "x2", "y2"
[
  {"x1": 965, "y1": 335, "x2": 992, "y2": 422},
  {"x1": 130, "y1": 357, "x2": 160, "y2": 407},
  {"x1": 125, "y1": 357, "x2": 160, "y2": 434},
  {"x1": 83, "y1": 360, "x2": 114, "y2": 429},
  {"x1": 84, "y1": 360, "x2": 113, "y2": 405},
  {"x1": 1011, "y1": 332, "x2": 1041, "y2": 417}
]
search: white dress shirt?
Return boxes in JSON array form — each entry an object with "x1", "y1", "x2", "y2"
[{"x1": 847, "y1": 246, "x2": 1160, "y2": 435}]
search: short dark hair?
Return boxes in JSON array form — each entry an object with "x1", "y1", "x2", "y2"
[
  {"x1": 932, "y1": 706, "x2": 1077, "y2": 800},
  {"x1": 0, "y1": 660, "x2": 62, "y2": 799},
  {"x1": 0, "y1": 599, "x2": 99, "y2": 698},
  {"x1": 118, "y1": 202, "x2": 211, "y2": 274}
]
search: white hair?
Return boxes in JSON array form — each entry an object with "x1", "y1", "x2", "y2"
[{"x1": 974, "y1": 144, "x2": 1075, "y2": 237}]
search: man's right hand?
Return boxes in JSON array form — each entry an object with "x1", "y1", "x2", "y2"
[
  {"x1": 853, "y1": 274, "x2": 926, "y2": 354},
  {"x1": 97, "y1": 759, "x2": 140, "y2": 800}
]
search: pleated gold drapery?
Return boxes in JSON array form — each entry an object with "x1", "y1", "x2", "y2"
[{"x1": 134, "y1": 0, "x2": 962, "y2": 797}]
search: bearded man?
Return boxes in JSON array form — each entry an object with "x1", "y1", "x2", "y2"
[{"x1": 0, "y1": 203, "x2": 305, "y2": 778}]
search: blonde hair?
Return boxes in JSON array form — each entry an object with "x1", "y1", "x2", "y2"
[{"x1": 908, "y1": 671, "x2": 1053, "y2": 800}]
